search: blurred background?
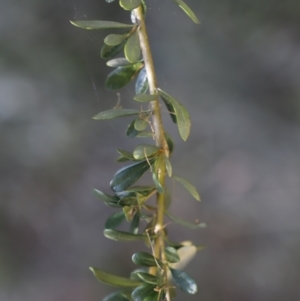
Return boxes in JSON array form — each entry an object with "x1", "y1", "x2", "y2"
[{"x1": 1, "y1": 0, "x2": 300, "y2": 300}]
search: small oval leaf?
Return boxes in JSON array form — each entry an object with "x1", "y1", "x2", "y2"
[
  {"x1": 104, "y1": 229, "x2": 148, "y2": 242},
  {"x1": 135, "y1": 67, "x2": 149, "y2": 94},
  {"x1": 119, "y1": 197, "x2": 137, "y2": 207},
  {"x1": 134, "y1": 94, "x2": 157, "y2": 102},
  {"x1": 132, "y1": 252, "x2": 162, "y2": 267},
  {"x1": 131, "y1": 269, "x2": 147, "y2": 281},
  {"x1": 125, "y1": 186, "x2": 156, "y2": 195},
  {"x1": 134, "y1": 118, "x2": 148, "y2": 131},
  {"x1": 133, "y1": 144, "x2": 160, "y2": 160},
  {"x1": 135, "y1": 131, "x2": 153, "y2": 138},
  {"x1": 165, "y1": 133, "x2": 174, "y2": 154},
  {"x1": 120, "y1": 0, "x2": 141, "y2": 11},
  {"x1": 117, "y1": 149, "x2": 135, "y2": 160},
  {"x1": 107, "y1": 58, "x2": 136, "y2": 67},
  {"x1": 105, "y1": 33, "x2": 128, "y2": 46},
  {"x1": 105, "y1": 211, "x2": 126, "y2": 229},
  {"x1": 132, "y1": 284, "x2": 156, "y2": 301},
  {"x1": 143, "y1": 290, "x2": 159, "y2": 301},
  {"x1": 110, "y1": 160, "x2": 153, "y2": 192},
  {"x1": 90, "y1": 267, "x2": 142, "y2": 288},
  {"x1": 103, "y1": 291, "x2": 130, "y2": 301},
  {"x1": 70, "y1": 20, "x2": 135, "y2": 30},
  {"x1": 158, "y1": 88, "x2": 191, "y2": 141},
  {"x1": 130, "y1": 214, "x2": 140, "y2": 234},
  {"x1": 165, "y1": 247, "x2": 180, "y2": 263},
  {"x1": 172, "y1": 175, "x2": 200, "y2": 201},
  {"x1": 101, "y1": 42, "x2": 126, "y2": 59},
  {"x1": 152, "y1": 172, "x2": 164, "y2": 194},
  {"x1": 126, "y1": 119, "x2": 140, "y2": 138},
  {"x1": 165, "y1": 157, "x2": 172, "y2": 177},
  {"x1": 123, "y1": 205, "x2": 134, "y2": 221},
  {"x1": 171, "y1": 0, "x2": 200, "y2": 24},
  {"x1": 93, "y1": 109, "x2": 140, "y2": 120},
  {"x1": 125, "y1": 31, "x2": 141, "y2": 63},
  {"x1": 93, "y1": 189, "x2": 118, "y2": 203},
  {"x1": 135, "y1": 272, "x2": 161, "y2": 285},
  {"x1": 170, "y1": 268, "x2": 197, "y2": 294},
  {"x1": 106, "y1": 63, "x2": 143, "y2": 90}
]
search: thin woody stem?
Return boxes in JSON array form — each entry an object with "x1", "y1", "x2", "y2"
[
  {"x1": 134, "y1": 6, "x2": 169, "y2": 155},
  {"x1": 134, "y1": 5, "x2": 169, "y2": 285}
]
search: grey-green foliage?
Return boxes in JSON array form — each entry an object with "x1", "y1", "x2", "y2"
[{"x1": 71, "y1": 1, "x2": 204, "y2": 300}]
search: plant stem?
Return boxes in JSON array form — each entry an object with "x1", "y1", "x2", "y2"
[
  {"x1": 134, "y1": 6, "x2": 169, "y2": 278},
  {"x1": 134, "y1": 6, "x2": 169, "y2": 156}
]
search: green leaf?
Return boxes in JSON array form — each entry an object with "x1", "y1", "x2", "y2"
[
  {"x1": 117, "y1": 190, "x2": 137, "y2": 199},
  {"x1": 134, "y1": 94, "x2": 157, "y2": 102},
  {"x1": 118, "y1": 197, "x2": 137, "y2": 207},
  {"x1": 70, "y1": 20, "x2": 135, "y2": 30},
  {"x1": 106, "y1": 63, "x2": 144, "y2": 90},
  {"x1": 171, "y1": 0, "x2": 200, "y2": 24},
  {"x1": 152, "y1": 172, "x2": 164, "y2": 194},
  {"x1": 90, "y1": 267, "x2": 142, "y2": 288},
  {"x1": 165, "y1": 247, "x2": 180, "y2": 263},
  {"x1": 165, "y1": 133, "x2": 174, "y2": 154},
  {"x1": 105, "y1": 211, "x2": 126, "y2": 229},
  {"x1": 93, "y1": 189, "x2": 118, "y2": 203},
  {"x1": 125, "y1": 31, "x2": 141, "y2": 63},
  {"x1": 103, "y1": 291, "x2": 130, "y2": 301},
  {"x1": 104, "y1": 229, "x2": 148, "y2": 242},
  {"x1": 160, "y1": 96, "x2": 177, "y2": 123},
  {"x1": 165, "y1": 211, "x2": 207, "y2": 229},
  {"x1": 158, "y1": 88, "x2": 191, "y2": 141},
  {"x1": 130, "y1": 269, "x2": 146, "y2": 281},
  {"x1": 120, "y1": 0, "x2": 141, "y2": 11},
  {"x1": 101, "y1": 42, "x2": 126, "y2": 59},
  {"x1": 165, "y1": 157, "x2": 172, "y2": 177},
  {"x1": 123, "y1": 205, "x2": 134, "y2": 221},
  {"x1": 134, "y1": 118, "x2": 148, "y2": 131},
  {"x1": 172, "y1": 175, "x2": 200, "y2": 201},
  {"x1": 93, "y1": 189, "x2": 120, "y2": 207},
  {"x1": 117, "y1": 149, "x2": 135, "y2": 160},
  {"x1": 135, "y1": 273, "x2": 161, "y2": 285},
  {"x1": 132, "y1": 252, "x2": 162, "y2": 267},
  {"x1": 105, "y1": 33, "x2": 128, "y2": 46},
  {"x1": 125, "y1": 186, "x2": 156, "y2": 195},
  {"x1": 106, "y1": 0, "x2": 117, "y2": 2},
  {"x1": 93, "y1": 109, "x2": 140, "y2": 120},
  {"x1": 170, "y1": 268, "x2": 197, "y2": 294},
  {"x1": 135, "y1": 131, "x2": 153, "y2": 138},
  {"x1": 130, "y1": 213, "x2": 140, "y2": 234},
  {"x1": 143, "y1": 290, "x2": 159, "y2": 301},
  {"x1": 126, "y1": 119, "x2": 140, "y2": 138},
  {"x1": 135, "y1": 67, "x2": 149, "y2": 94},
  {"x1": 107, "y1": 58, "x2": 136, "y2": 67},
  {"x1": 132, "y1": 284, "x2": 156, "y2": 301},
  {"x1": 133, "y1": 144, "x2": 160, "y2": 160},
  {"x1": 117, "y1": 156, "x2": 131, "y2": 163},
  {"x1": 118, "y1": 186, "x2": 156, "y2": 201},
  {"x1": 110, "y1": 160, "x2": 153, "y2": 192}
]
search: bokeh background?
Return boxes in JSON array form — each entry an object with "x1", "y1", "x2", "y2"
[{"x1": 1, "y1": 0, "x2": 300, "y2": 300}]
